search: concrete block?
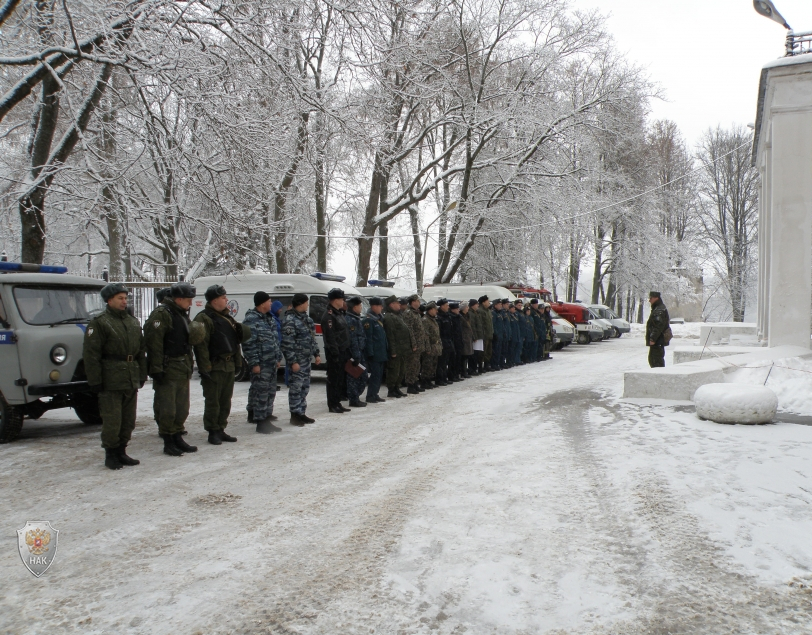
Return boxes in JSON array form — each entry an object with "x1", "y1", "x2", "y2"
[{"x1": 699, "y1": 323, "x2": 758, "y2": 346}]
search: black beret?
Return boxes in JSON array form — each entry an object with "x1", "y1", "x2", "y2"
[
  {"x1": 328, "y1": 288, "x2": 345, "y2": 300},
  {"x1": 254, "y1": 291, "x2": 271, "y2": 306},
  {"x1": 368, "y1": 296, "x2": 383, "y2": 306},
  {"x1": 292, "y1": 293, "x2": 308, "y2": 307}
]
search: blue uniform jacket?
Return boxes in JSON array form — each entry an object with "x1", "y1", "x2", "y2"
[
  {"x1": 242, "y1": 308, "x2": 283, "y2": 368},
  {"x1": 362, "y1": 310, "x2": 389, "y2": 362}
]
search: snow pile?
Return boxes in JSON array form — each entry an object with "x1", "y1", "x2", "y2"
[
  {"x1": 724, "y1": 356, "x2": 812, "y2": 415},
  {"x1": 694, "y1": 383, "x2": 777, "y2": 424}
]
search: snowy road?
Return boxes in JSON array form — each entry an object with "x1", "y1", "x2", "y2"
[{"x1": 3, "y1": 332, "x2": 812, "y2": 634}]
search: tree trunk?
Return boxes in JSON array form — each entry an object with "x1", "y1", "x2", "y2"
[
  {"x1": 273, "y1": 112, "x2": 310, "y2": 274},
  {"x1": 409, "y1": 206, "x2": 423, "y2": 291},
  {"x1": 314, "y1": 117, "x2": 328, "y2": 272},
  {"x1": 356, "y1": 155, "x2": 386, "y2": 286}
]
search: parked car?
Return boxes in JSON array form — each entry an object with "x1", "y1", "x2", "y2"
[
  {"x1": 0, "y1": 262, "x2": 105, "y2": 443},
  {"x1": 551, "y1": 302, "x2": 604, "y2": 344},
  {"x1": 585, "y1": 308, "x2": 615, "y2": 340},
  {"x1": 191, "y1": 271, "x2": 363, "y2": 376},
  {"x1": 546, "y1": 308, "x2": 575, "y2": 349},
  {"x1": 589, "y1": 304, "x2": 631, "y2": 337}
]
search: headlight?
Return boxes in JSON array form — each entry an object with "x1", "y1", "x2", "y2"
[{"x1": 50, "y1": 345, "x2": 67, "y2": 364}]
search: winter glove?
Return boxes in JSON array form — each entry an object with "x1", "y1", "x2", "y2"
[
  {"x1": 88, "y1": 384, "x2": 103, "y2": 393},
  {"x1": 151, "y1": 372, "x2": 166, "y2": 383}
]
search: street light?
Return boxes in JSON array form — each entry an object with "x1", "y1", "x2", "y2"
[{"x1": 753, "y1": 0, "x2": 791, "y2": 30}]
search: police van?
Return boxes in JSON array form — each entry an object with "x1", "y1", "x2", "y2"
[
  {"x1": 190, "y1": 272, "x2": 363, "y2": 375},
  {"x1": 0, "y1": 261, "x2": 105, "y2": 442},
  {"x1": 354, "y1": 279, "x2": 422, "y2": 303}
]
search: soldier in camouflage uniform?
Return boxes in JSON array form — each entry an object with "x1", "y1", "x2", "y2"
[
  {"x1": 83, "y1": 283, "x2": 148, "y2": 470},
  {"x1": 382, "y1": 296, "x2": 412, "y2": 398},
  {"x1": 281, "y1": 293, "x2": 321, "y2": 425},
  {"x1": 144, "y1": 282, "x2": 203, "y2": 457},
  {"x1": 242, "y1": 291, "x2": 283, "y2": 434},
  {"x1": 401, "y1": 294, "x2": 425, "y2": 394},
  {"x1": 345, "y1": 296, "x2": 369, "y2": 407},
  {"x1": 193, "y1": 285, "x2": 251, "y2": 445},
  {"x1": 420, "y1": 301, "x2": 442, "y2": 388}
]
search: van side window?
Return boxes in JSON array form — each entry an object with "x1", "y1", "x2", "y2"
[{"x1": 309, "y1": 295, "x2": 329, "y2": 323}]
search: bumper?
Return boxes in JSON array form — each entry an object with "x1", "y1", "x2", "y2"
[
  {"x1": 555, "y1": 331, "x2": 574, "y2": 344},
  {"x1": 27, "y1": 380, "x2": 91, "y2": 397}
]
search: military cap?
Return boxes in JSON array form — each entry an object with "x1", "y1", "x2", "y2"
[
  {"x1": 100, "y1": 282, "x2": 129, "y2": 302},
  {"x1": 171, "y1": 282, "x2": 197, "y2": 299},
  {"x1": 385, "y1": 295, "x2": 400, "y2": 306},
  {"x1": 407, "y1": 294, "x2": 420, "y2": 303},
  {"x1": 292, "y1": 292, "x2": 308, "y2": 307},
  {"x1": 514, "y1": 299, "x2": 524, "y2": 305},
  {"x1": 155, "y1": 287, "x2": 171, "y2": 303},
  {"x1": 347, "y1": 296, "x2": 363, "y2": 307},
  {"x1": 502, "y1": 298, "x2": 510, "y2": 304},
  {"x1": 469, "y1": 298, "x2": 479, "y2": 306},
  {"x1": 478, "y1": 295, "x2": 489, "y2": 304},
  {"x1": 398, "y1": 296, "x2": 410, "y2": 305},
  {"x1": 493, "y1": 298, "x2": 503, "y2": 305},
  {"x1": 436, "y1": 298, "x2": 448, "y2": 307},
  {"x1": 205, "y1": 284, "x2": 227, "y2": 302},
  {"x1": 449, "y1": 302, "x2": 460, "y2": 310},
  {"x1": 368, "y1": 296, "x2": 384, "y2": 306},
  {"x1": 254, "y1": 290, "x2": 271, "y2": 306},
  {"x1": 425, "y1": 301, "x2": 438, "y2": 310},
  {"x1": 328, "y1": 287, "x2": 345, "y2": 300},
  {"x1": 530, "y1": 298, "x2": 539, "y2": 305},
  {"x1": 649, "y1": 291, "x2": 661, "y2": 299}
]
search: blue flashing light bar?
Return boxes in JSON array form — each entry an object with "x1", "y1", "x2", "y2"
[
  {"x1": 310, "y1": 272, "x2": 346, "y2": 282},
  {"x1": 367, "y1": 279, "x2": 396, "y2": 288},
  {"x1": 0, "y1": 262, "x2": 68, "y2": 274}
]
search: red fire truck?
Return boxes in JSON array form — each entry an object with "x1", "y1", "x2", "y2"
[{"x1": 551, "y1": 301, "x2": 604, "y2": 345}]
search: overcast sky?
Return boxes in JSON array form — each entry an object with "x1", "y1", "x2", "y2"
[{"x1": 572, "y1": 0, "x2": 812, "y2": 145}]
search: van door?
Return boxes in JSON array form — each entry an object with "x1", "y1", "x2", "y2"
[
  {"x1": 0, "y1": 290, "x2": 25, "y2": 404},
  {"x1": 308, "y1": 295, "x2": 329, "y2": 361}
]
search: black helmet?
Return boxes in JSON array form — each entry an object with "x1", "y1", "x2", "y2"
[{"x1": 171, "y1": 282, "x2": 196, "y2": 299}]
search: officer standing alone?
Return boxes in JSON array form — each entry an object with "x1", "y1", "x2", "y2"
[
  {"x1": 144, "y1": 282, "x2": 203, "y2": 457},
  {"x1": 646, "y1": 291, "x2": 671, "y2": 368},
  {"x1": 83, "y1": 283, "x2": 148, "y2": 470}
]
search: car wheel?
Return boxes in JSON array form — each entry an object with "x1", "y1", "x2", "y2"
[
  {"x1": 614, "y1": 328, "x2": 622, "y2": 338},
  {"x1": 0, "y1": 395, "x2": 25, "y2": 443},
  {"x1": 577, "y1": 332, "x2": 590, "y2": 345},
  {"x1": 72, "y1": 392, "x2": 102, "y2": 425}
]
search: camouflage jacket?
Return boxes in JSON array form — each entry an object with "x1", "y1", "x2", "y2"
[
  {"x1": 382, "y1": 309, "x2": 413, "y2": 357},
  {"x1": 402, "y1": 306, "x2": 427, "y2": 354},
  {"x1": 144, "y1": 298, "x2": 203, "y2": 380},
  {"x1": 242, "y1": 308, "x2": 283, "y2": 368},
  {"x1": 281, "y1": 309, "x2": 319, "y2": 365},
  {"x1": 83, "y1": 306, "x2": 147, "y2": 391},
  {"x1": 193, "y1": 303, "x2": 251, "y2": 373},
  {"x1": 469, "y1": 307, "x2": 485, "y2": 341},
  {"x1": 422, "y1": 314, "x2": 443, "y2": 356}
]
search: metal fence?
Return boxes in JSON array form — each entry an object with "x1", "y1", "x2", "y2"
[{"x1": 787, "y1": 31, "x2": 812, "y2": 56}]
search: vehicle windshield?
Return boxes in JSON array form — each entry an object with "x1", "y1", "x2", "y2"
[
  {"x1": 606, "y1": 309, "x2": 620, "y2": 319},
  {"x1": 549, "y1": 309, "x2": 561, "y2": 319},
  {"x1": 13, "y1": 286, "x2": 105, "y2": 325}
]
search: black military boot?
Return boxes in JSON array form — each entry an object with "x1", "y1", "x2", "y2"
[
  {"x1": 387, "y1": 388, "x2": 403, "y2": 399},
  {"x1": 290, "y1": 413, "x2": 306, "y2": 427},
  {"x1": 173, "y1": 433, "x2": 197, "y2": 453},
  {"x1": 117, "y1": 445, "x2": 140, "y2": 466},
  {"x1": 207, "y1": 430, "x2": 223, "y2": 445},
  {"x1": 256, "y1": 418, "x2": 273, "y2": 434},
  {"x1": 269, "y1": 414, "x2": 279, "y2": 421},
  {"x1": 300, "y1": 413, "x2": 316, "y2": 424},
  {"x1": 105, "y1": 448, "x2": 123, "y2": 470},
  {"x1": 368, "y1": 395, "x2": 386, "y2": 403},
  {"x1": 329, "y1": 405, "x2": 345, "y2": 414},
  {"x1": 219, "y1": 430, "x2": 237, "y2": 442},
  {"x1": 407, "y1": 384, "x2": 420, "y2": 395},
  {"x1": 349, "y1": 399, "x2": 367, "y2": 407},
  {"x1": 162, "y1": 433, "x2": 184, "y2": 456},
  {"x1": 247, "y1": 409, "x2": 254, "y2": 423}
]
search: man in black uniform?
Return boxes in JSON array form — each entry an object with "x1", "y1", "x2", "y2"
[
  {"x1": 321, "y1": 288, "x2": 352, "y2": 414},
  {"x1": 436, "y1": 299, "x2": 455, "y2": 385},
  {"x1": 646, "y1": 291, "x2": 670, "y2": 368}
]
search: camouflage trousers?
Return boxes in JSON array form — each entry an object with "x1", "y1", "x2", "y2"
[
  {"x1": 420, "y1": 353, "x2": 438, "y2": 382},
  {"x1": 346, "y1": 355, "x2": 368, "y2": 400},
  {"x1": 201, "y1": 370, "x2": 235, "y2": 432},
  {"x1": 483, "y1": 338, "x2": 493, "y2": 365},
  {"x1": 248, "y1": 365, "x2": 277, "y2": 421},
  {"x1": 153, "y1": 378, "x2": 190, "y2": 435},
  {"x1": 404, "y1": 350, "x2": 421, "y2": 385},
  {"x1": 386, "y1": 355, "x2": 406, "y2": 390},
  {"x1": 288, "y1": 361, "x2": 311, "y2": 414},
  {"x1": 99, "y1": 389, "x2": 138, "y2": 449}
]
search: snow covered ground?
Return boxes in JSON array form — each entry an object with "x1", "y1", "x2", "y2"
[{"x1": 3, "y1": 327, "x2": 812, "y2": 634}]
